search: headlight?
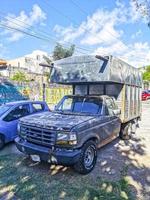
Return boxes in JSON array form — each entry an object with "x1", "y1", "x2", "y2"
[
  {"x1": 56, "y1": 132, "x2": 77, "y2": 145},
  {"x1": 57, "y1": 132, "x2": 68, "y2": 141}
]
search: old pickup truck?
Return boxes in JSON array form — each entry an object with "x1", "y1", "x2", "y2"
[{"x1": 15, "y1": 55, "x2": 142, "y2": 174}]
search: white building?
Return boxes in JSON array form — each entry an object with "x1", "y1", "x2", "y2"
[{"x1": 7, "y1": 50, "x2": 51, "y2": 75}]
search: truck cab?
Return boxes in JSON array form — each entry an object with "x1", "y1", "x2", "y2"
[{"x1": 15, "y1": 95, "x2": 121, "y2": 174}]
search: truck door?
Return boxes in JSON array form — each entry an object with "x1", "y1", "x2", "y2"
[
  {"x1": 3, "y1": 104, "x2": 31, "y2": 140},
  {"x1": 104, "y1": 98, "x2": 121, "y2": 138}
]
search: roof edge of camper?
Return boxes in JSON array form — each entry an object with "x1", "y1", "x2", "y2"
[{"x1": 50, "y1": 55, "x2": 142, "y2": 87}]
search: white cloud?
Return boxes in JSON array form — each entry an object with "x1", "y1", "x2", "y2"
[
  {"x1": 53, "y1": 24, "x2": 85, "y2": 43},
  {"x1": 53, "y1": 0, "x2": 144, "y2": 46},
  {"x1": 1, "y1": 4, "x2": 46, "y2": 42},
  {"x1": 53, "y1": 0, "x2": 150, "y2": 67},
  {"x1": 94, "y1": 41, "x2": 150, "y2": 67},
  {"x1": 120, "y1": 42, "x2": 150, "y2": 67},
  {"x1": 54, "y1": 5, "x2": 125, "y2": 45},
  {"x1": 80, "y1": 21, "x2": 122, "y2": 46},
  {"x1": 94, "y1": 40, "x2": 128, "y2": 56}
]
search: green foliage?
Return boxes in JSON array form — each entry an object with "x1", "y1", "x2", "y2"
[
  {"x1": 53, "y1": 43, "x2": 75, "y2": 61},
  {"x1": 143, "y1": 72, "x2": 150, "y2": 81},
  {"x1": 132, "y1": 1, "x2": 150, "y2": 28},
  {"x1": 11, "y1": 71, "x2": 28, "y2": 82},
  {"x1": 145, "y1": 65, "x2": 150, "y2": 72},
  {"x1": 143, "y1": 65, "x2": 150, "y2": 81},
  {"x1": 43, "y1": 55, "x2": 52, "y2": 65}
]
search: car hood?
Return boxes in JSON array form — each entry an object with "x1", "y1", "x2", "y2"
[{"x1": 20, "y1": 111, "x2": 95, "y2": 130}]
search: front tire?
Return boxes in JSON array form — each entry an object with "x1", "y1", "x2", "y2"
[
  {"x1": 0, "y1": 135, "x2": 5, "y2": 150},
  {"x1": 73, "y1": 140, "x2": 97, "y2": 174}
]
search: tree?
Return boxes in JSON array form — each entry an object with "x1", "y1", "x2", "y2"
[
  {"x1": 132, "y1": 0, "x2": 150, "y2": 27},
  {"x1": 53, "y1": 43, "x2": 75, "y2": 61},
  {"x1": 143, "y1": 65, "x2": 150, "y2": 81},
  {"x1": 43, "y1": 55, "x2": 52, "y2": 65},
  {"x1": 11, "y1": 71, "x2": 28, "y2": 82}
]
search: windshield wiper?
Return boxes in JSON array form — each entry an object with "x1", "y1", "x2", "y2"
[{"x1": 54, "y1": 110, "x2": 64, "y2": 114}]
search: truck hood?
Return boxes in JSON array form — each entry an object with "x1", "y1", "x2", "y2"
[{"x1": 20, "y1": 111, "x2": 95, "y2": 131}]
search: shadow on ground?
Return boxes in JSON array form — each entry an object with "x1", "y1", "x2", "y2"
[{"x1": 0, "y1": 103, "x2": 150, "y2": 199}]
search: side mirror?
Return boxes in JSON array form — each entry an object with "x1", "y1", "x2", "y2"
[{"x1": 113, "y1": 109, "x2": 121, "y2": 115}]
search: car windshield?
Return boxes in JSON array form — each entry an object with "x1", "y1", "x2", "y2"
[
  {"x1": 0, "y1": 105, "x2": 12, "y2": 117},
  {"x1": 55, "y1": 96, "x2": 103, "y2": 115}
]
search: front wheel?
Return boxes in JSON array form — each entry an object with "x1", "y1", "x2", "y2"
[
  {"x1": 73, "y1": 140, "x2": 97, "y2": 174},
  {"x1": 0, "y1": 135, "x2": 5, "y2": 150}
]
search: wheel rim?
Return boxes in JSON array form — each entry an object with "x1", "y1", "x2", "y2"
[{"x1": 84, "y1": 146, "x2": 95, "y2": 168}]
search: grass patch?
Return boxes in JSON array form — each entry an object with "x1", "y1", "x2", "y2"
[{"x1": 0, "y1": 154, "x2": 134, "y2": 200}]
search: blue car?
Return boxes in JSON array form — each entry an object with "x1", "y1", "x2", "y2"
[{"x1": 0, "y1": 101, "x2": 50, "y2": 149}]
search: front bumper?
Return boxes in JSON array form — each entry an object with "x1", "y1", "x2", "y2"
[{"x1": 15, "y1": 137, "x2": 81, "y2": 166}]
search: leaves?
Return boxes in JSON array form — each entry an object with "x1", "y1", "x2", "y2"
[
  {"x1": 11, "y1": 71, "x2": 28, "y2": 82},
  {"x1": 53, "y1": 43, "x2": 75, "y2": 61},
  {"x1": 143, "y1": 65, "x2": 150, "y2": 81},
  {"x1": 43, "y1": 55, "x2": 52, "y2": 65},
  {"x1": 132, "y1": 0, "x2": 150, "y2": 27}
]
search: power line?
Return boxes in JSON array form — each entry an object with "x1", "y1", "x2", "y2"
[
  {"x1": 42, "y1": 0, "x2": 112, "y2": 48},
  {"x1": 0, "y1": 11, "x2": 92, "y2": 54},
  {"x1": 0, "y1": 23, "x2": 88, "y2": 55},
  {"x1": 69, "y1": 0, "x2": 150, "y2": 64},
  {"x1": 70, "y1": 0, "x2": 129, "y2": 49},
  {"x1": 0, "y1": 20, "x2": 147, "y2": 64},
  {"x1": 0, "y1": 20, "x2": 91, "y2": 55},
  {"x1": 0, "y1": 23, "x2": 52, "y2": 42},
  {"x1": 0, "y1": 3, "x2": 148, "y2": 64},
  {"x1": 42, "y1": 0, "x2": 149, "y2": 63}
]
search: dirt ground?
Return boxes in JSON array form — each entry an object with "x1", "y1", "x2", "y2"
[
  {"x1": 0, "y1": 102, "x2": 150, "y2": 200},
  {"x1": 94, "y1": 101, "x2": 150, "y2": 199}
]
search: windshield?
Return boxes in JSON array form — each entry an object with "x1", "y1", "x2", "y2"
[
  {"x1": 55, "y1": 96, "x2": 103, "y2": 115},
  {"x1": 0, "y1": 105, "x2": 11, "y2": 117}
]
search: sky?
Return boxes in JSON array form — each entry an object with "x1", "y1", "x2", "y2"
[{"x1": 0, "y1": 0, "x2": 150, "y2": 67}]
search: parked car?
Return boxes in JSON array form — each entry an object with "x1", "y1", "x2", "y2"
[
  {"x1": 142, "y1": 90, "x2": 150, "y2": 101},
  {"x1": 0, "y1": 101, "x2": 50, "y2": 149}
]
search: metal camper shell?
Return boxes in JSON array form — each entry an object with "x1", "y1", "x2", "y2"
[{"x1": 50, "y1": 55, "x2": 142, "y2": 123}]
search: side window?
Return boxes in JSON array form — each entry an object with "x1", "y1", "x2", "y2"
[
  {"x1": 61, "y1": 98, "x2": 73, "y2": 111},
  {"x1": 105, "y1": 99, "x2": 115, "y2": 116},
  {"x1": 32, "y1": 103, "x2": 44, "y2": 113},
  {"x1": 3, "y1": 104, "x2": 30, "y2": 122}
]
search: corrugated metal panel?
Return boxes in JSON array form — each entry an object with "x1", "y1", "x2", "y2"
[{"x1": 51, "y1": 55, "x2": 142, "y2": 87}]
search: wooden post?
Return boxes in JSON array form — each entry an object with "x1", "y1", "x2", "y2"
[{"x1": 43, "y1": 83, "x2": 46, "y2": 101}]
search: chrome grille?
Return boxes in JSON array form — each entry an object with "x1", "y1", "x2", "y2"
[{"x1": 20, "y1": 124, "x2": 56, "y2": 147}]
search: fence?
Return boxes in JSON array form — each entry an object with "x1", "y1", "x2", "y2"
[{"x1": 13, "y1": 81, "x2": 72, "y2": 108}]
